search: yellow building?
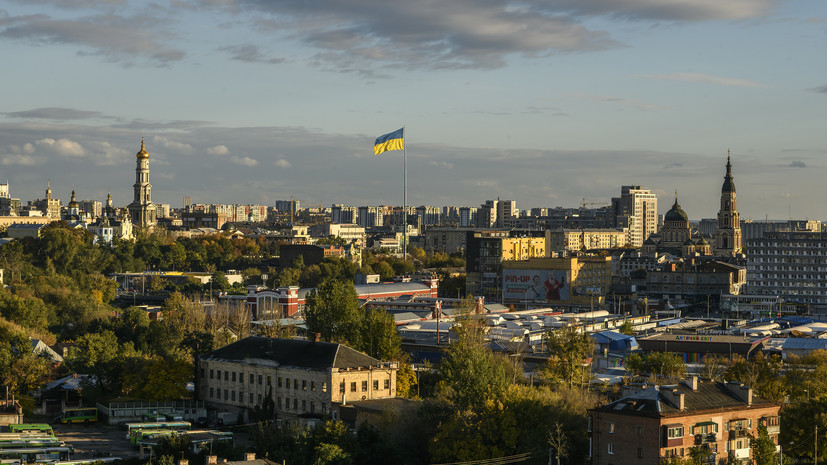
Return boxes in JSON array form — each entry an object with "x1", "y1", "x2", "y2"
[
  {"x1": 548, "y1": 228, "x2": 628, "y2": 254},
  {"x1": 502, "y1": 255, "x2": 612, "y2": 305},
  {"x1": 501, "y1": 236, "x2": 547, "y2": 261}
]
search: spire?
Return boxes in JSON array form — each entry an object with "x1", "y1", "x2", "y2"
[
  {"x1": 136, "y1": 137, "x2": 149, "y2": 159},
  {"x1": 722, "y1": 151, "x2": 735, "y2": 193},
  {"x1": 107, "y1": 191, "x2": 112, "y2": 207}
]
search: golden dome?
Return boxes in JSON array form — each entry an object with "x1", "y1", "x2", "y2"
[{"x1": 136, "y1": 138, "x2": 149, "y2": 159}]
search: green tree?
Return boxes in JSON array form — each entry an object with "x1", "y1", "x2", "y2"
[
  {"x1": 625, "y1": 352, "x2": 686, "y2": 382},
  {"x1": 750, "y1": 424, "x2": 777, "y2": 465},
  {"x1": 617, "y1": 320, "x2": 634, "y2": 335},
  {"x1": 543, "y1": 326, "x2": 595, "y2": 388},
  {"x1": 359, "y1": 308, "x2": 401, "y2": 360},
  {"x1": 304, "y1": 279, "x2": 362, "y2": 346},
  {"x1": 439, "y1": 314, "x2": 511, "y2": 411}
]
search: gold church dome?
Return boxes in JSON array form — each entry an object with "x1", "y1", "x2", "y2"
[{"x1": 136, "y1": 138, "x2": 149, "y2": 159}]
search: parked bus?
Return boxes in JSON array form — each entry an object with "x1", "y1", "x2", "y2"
[
  {"x1": 0, "y1": 438, "x2": 63, "y2": 450},
  {"x1": 0, "y1": 445, "x2": 72, "y2": 463},
  {"x1": 6, "y1": 425, "x2": 52, "y2": 435},
  {"x1": 59, "y1": 408, "x2": 97, "y2": 424},
  {"x1": 52, "y1": 458, "x2": 121, "y2": 465},
  {"x1": 123, "y1": 422, "x2": 191, "y2": 439}
]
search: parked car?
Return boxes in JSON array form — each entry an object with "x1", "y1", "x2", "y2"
[
  {"x1": 207, "y1": 418, "x2": 223, "y2": 428},
  {"x1": 195, "y1": 417, "x2": 208, "y2": 427}
]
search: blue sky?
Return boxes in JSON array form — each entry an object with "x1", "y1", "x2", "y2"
[{"x1": 0, "y1": 0, "x2": 825, "y2": 220}]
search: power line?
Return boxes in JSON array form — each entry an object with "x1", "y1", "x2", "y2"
[{"x1": 430, "y1": 451, "x2": 534, "y2": 465}]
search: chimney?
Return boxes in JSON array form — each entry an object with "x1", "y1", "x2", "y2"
[
  {"x1": 728, "y1": 382, "x2": 753, "y2": 406},
  {"x1": 245, "y1": 453, "x2": 256, "y2": 461},
  {"x1": 661, "y1": 387, "x2": 685, "y2": 411},
  {"x1": 314, "y1": 332, "x2": 321, "y2": 343},
  {"x1": 681, "y1": 376, "x2": 699, "y2": 392},
  {"x1": 207, "y1": 456, "x2": 218, "y2": 465}
]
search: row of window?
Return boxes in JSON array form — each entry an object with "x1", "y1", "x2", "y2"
[
  {"x1": 338, "y1": 379, "x2": 390, "y2": 393},
  {"x1": 209, "y1": 388, "x2": 262, "y2": 405},
  {"x1": 605, "y1": 443, "x2": 643, "y2": 458},
  {"x1": 205, "y1": 368, "x2": 329, "y2": 393}
]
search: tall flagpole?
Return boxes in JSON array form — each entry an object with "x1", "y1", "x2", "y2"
[{"x1": 403, "y1": 125, "x2": 407, "y2": 262}]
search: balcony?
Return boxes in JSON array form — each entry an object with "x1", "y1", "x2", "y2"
[
  {"x1": 694, "y1": 433, "x2": 717, "y2": 445},
  {"x1": 729, "y1": 428, "x2": 749, "y2": 439}
]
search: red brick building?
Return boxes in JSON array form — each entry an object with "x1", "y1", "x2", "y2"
[{"x1": 589, "y1": 378, "x2": 780, "y2": 465}]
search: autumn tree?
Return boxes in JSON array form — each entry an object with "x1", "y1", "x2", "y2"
[{"x1": 543, "y1": 326, "x2": 595, "y2": 388}]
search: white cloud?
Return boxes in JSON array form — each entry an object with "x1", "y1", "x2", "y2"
[
  {"x1": 207, "y1": 145, "x2": 230, "y2": 156},
  {"x1": 275, "y1": 159, "x2": 291, "y2": 168},
  {"x1": 638, "y1": 72, "x2": 768, "y2": 88},
  {"x1": 152, "y1": 135, "x2": 194, "y2": 154},
  {"x1": 231, "y1": 156, "x2": 258, "y2": 167},
  {"x1": 1, "y1": 154, "x2": 41, "y2": 166},
  {"x1": 36, "y1": 138, "x2": 85, "y2": 157}
]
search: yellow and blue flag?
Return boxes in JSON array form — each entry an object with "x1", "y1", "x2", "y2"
[{"x1": 373, "y1": 128, "x2": 404, "y2": 155}]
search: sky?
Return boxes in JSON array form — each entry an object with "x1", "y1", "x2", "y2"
[{"x1": 0, "y1": 0, "x2": 825, "y2": 221}]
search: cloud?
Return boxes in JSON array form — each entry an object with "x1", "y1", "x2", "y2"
[
  {"x1": 230, "y1": 155, "x2": 258, "y2": 167},
  {"x1": 36, "y1": 138, "x2": 85, "y2": 157},
  {"x1": 114, "y1": 119, "x2": 215, "y2": 130},
  {"x1": 549, "y1": 0, "x2": 776, "y2": 21},
  {"x1": 788, "y1": 160, "x2": 806, "y2": 168},
  {"x1": 566, "y1": 92, "x2": 663, "y2": 111},
  {"x1": 638, "y1": 72, "x2": 767, "y2": 88},
  {"x1": 1, "y1": 154, "x2": 41, "y2": 166},
  {"x1": 0, "y1": 12, "x2": 184, "y2": 66},
  {"x1": 274, "y1": 159, "x2": 291, "y2": 168},
  {"x1": 218, "y1": 44, "x2": 285, "y2": 64},
  {"x1": 4, "y1": 107, "x2": 102, "y2": 120},
  {"x1": 809, "y1": 84, "x2": 827, "y2": 94},
  {"x1": 207, "y1": 145, "x2": 230, "y2": 156},
  {"x1": 152, "y1": 135, "x2": 194, "y2": 154}
]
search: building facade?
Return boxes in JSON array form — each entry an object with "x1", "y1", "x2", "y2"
[
  {"x1": 548, "y1": 228, "x2": 629, "y2": 254},
  {"x1": 611, "y1": 186, "x2": 658, "y2": 248},
  {"x1": 199, "y1": 337, "x2": 398, "y2": 426},
  {"x1": 589, "y1": 379, "x2": 780, "y2": 465},
  {"x1": 746, "y1": 231, "x2": 827, "y2": 310}
]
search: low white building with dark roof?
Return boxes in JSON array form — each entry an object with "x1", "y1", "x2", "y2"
[{"x1": 199, "y1": 336, "x2": 398, "y2": 427}]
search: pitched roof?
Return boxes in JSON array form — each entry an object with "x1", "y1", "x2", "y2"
[
  {"x1": 204, "y1": 336, "x2": 381, "y2": 370},
  {"x1": 595, "y1": 381, "x2": 775, "y2": 418}
]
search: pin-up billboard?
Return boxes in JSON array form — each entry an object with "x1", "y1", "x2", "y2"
[{"x1": 503, "y1": 269, "x2": 570, "y2": 302}]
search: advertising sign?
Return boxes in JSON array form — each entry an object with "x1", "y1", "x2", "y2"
[{"x1": 503, "y1": 269, "x2": 570, "y2": 302}]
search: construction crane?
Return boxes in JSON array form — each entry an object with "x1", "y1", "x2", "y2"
[
  {"x1": 582, "y1": 198, "x2": 606, "y2": 208},
  {"x1": 288, "y1": 196, "x2": 323, "y2": 223}
]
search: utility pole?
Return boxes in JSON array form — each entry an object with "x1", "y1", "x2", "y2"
[{"x1": 816, "y1": 424, "x2": 819, "y2": 465}]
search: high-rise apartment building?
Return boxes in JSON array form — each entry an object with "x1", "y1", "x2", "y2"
[
  {"x1": 746, "y1": 231, "x2": 827, "y2": 310},
  {"x1": 358, "y1": 206, "x2": 386, "y2": 228},
  {"x1": 415, "y1": 205, "x2": 441, "y2": 228},
  {"x1": 611, "y1": 186, "x2": 658, "y2": 247},
  {"x1": 496, "y1": 200, "x2": 517, "y2": 228},
  {"x1": 331, "y1": 204, "x2": 357, "y2": 224},
  {"x1": 459, "y1": 207, "x2": 477, "y2": 227}
]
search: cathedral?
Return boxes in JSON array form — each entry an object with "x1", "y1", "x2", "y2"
[
  {"x1": 642, "y1": 155, "x2": 740, "y2": 258},
  {"x1": 127, "y1": 138, "x2": 157, "y2": 229}
]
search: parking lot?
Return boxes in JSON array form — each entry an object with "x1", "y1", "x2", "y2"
[{"x1": 52, "y1": 422, "x2": 140, "y2": 460}]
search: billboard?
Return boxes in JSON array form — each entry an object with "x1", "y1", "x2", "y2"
[{"x1": 503, "y1": 269, "x2": 570, "y2": 302}]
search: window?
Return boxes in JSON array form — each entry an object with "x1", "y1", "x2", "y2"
[
  {"x1": 232, "y1": 372, "x2": 236, "y2": 382},
  {"x1": 210, "y1": 369, "x2": 214, "y2": 379},
  {"x1": 351, "y1": 382, "x2": 357, "y2": 392},
  {"x1": 239, "y1": 371, "x2": 243, "y2": 382},
  {"x1": 608, "y1": 422, "x2": 615, "y2": 434},
  {"x1": 302, "y1": 400, "x2": 306, "y2": 412},
  {"x1": 249, "y1": 373, "x2": 254, "y2": 384},
  {"x1": 384, "y1": 379, "x2": 389, "y2": 389},
  {"x1": 637, "y1": 447, "x2": 643, "y2": 459},
  {"x1": 294, "y1": 379, "x2": 299, "y2": 390},
  {"x1": 249, "y1": 393, "x2": 254, "y2": 403},
  {"x1": 283, "y1": 398, "x2": 287, "y2": 410},
  {"x1": 200, "y1": 368, "x2": 205, "y2": 378},
  {"x1": 310, "y1": 402, "x2": 315, "y2": 413},
  {"x1": 258, "y1": 394, "x2": 262, "y2": 404},
  {"x1": 323, "y1": 382, "x2": 328, "y2": 393},
  {"x1": 278, "y1": 377, "x2": 283, "y2": 388},
  {"x1": 293, "y1": 398, "x2": 297, "y2": 410},
  {"x1": 668, "y1": 426, "x2": 684, "y2": 438},
  {"x1": 373, "y1": 380, "x2": 379, "y2": 390},
  {"x1": 240, "y1": 391, "x2": 244, "y2": 402},
  {"x1": 637, "y1": 426, "x2": 644, "y2": 437},
  {"x1": 302, "y1": 380, "x2": 307, "y2": 390},
  {"x1": 258, "y1": 375, "x2": 263, "y2": 385},
  {"x1": 209, "y1": 387, "x2": 214, "y2": 398},
  {"x1": 362, "y1": 381, "x2": 368, "y2": 391},
  {"x1": 339, "y1": 382, "x2": 345, "y2": 393},
  {"x1": 277, "y1": 397, "x2": 281, "y2": 408},
  {"x1": 224, "y1": 371, "x2": 229, "y2": 381},
  {"x1": 231, "y1": 391, "x2": 236, "y2": 401},
  {"x1": 311, "y1": 381, "x2": 316, "y2": 391},
  {"x1": 267, "y1": 376, "x2": 272, "y2": 385},
  {"x1": 608, "y1": 443, "x2": 614, "y2": 455},
  {"x1": 224, "y1": 390, "x2": 228, "y2": 400}
]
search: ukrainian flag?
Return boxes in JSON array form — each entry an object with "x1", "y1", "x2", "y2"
[{"x1": 373, "y1": 128, "x2": 404, "y2": 155}]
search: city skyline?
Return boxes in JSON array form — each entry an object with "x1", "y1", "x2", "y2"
[{"x1": 0, "y1": 0, "x2": 825, "y2": 220}]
